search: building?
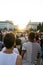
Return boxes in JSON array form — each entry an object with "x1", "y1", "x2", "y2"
[
  {"x1": 0, "y1": 20, "x2": 14, "y2": 31},
  {"x1": 26, "y1": 22, "x2": 39, "y2": 31}
]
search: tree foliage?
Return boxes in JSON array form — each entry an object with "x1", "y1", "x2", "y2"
[{"x1": 37, "y1": 22, "x2": 43, "y2": 32}]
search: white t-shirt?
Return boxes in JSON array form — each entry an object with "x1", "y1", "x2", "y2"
[
  {"x1": 22, "y1": 41, "x2": 41, "y2": 65},
  {"x1": 31, "y1": 42, "x2": 41, "y2": 63},
  {"x1": 19, "y1": 37, "x2": 26, "y2": 44},
  {"x1": 0, "y1": 52, "x2": 18, "y2": 65},
  {"x1": 22, "y1": 42, "x2": 32, "y2": 65},
  {"x1": 2, "y1": 47, "x2": 19, "y2": 54}
]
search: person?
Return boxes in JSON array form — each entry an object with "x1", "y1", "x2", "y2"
[
  {"x1": 19, "y1": 34, "x2": 26, "y2": 45},
  {"x1": 0, "y1": 33, "x2": 22, "y2": 65},
  {"x1": 2, "y1": 47, "x2": 19, "y2": 54},
  {"x1": 34, "y1": 35, "x2": 40, "y2": 44},
  {"x1": 19, "y1": 34, "x2": 26, "y2": 54},
  {"x1": 40, "y1": 34, "x2": 43, "y2": 59},
  {"x1": 0, "y1": 30, "x2": 4, "y2": 51},
  {"x1": 16, "y1": 35, "x2": 21, "y2": 54},
  {"x1": 16, "y1": 35, "x2": 21, "y2": 45},
  {"x1": 21, "y1": 32, "x2": 41, "y2": 65},
  {"x1": 0, "y1": 30, "x2": 3, "y2": 41}
]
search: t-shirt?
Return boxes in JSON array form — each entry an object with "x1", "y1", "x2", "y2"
[
  {"x1": 0, "y1": 52, "x2": 18, "y2": 65},
  {"x1": 19, "y1": 37, "x2": 26, "y2": 44},
  {"x1": 2, "y1": 47, "x2": 19, "y2": 54},
  {"x1": 22, "y1": 41, "x2": 41, "y2": 65},
  {"x1": 31, "y1": 42, "x2": 41, "y2": 63},
  {"x1": 22, "y1": 42, "x2": 32, "y2": 65}
]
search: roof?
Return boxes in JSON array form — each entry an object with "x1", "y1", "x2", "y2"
[{"x1": 0, "y1": 20, "x2": 13, "y2": 25}]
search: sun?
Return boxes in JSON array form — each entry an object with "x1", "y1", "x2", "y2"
[
  {"x1": 19, "y1": 24, "x2": 26, "y2": 30},
  {"x1": 13, "y1": 21, "x2": 26, "y2": 30}
]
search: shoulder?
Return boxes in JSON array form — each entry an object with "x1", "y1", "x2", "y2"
[
  {"x1": 35, "y1": 43, "x2": 40, "y2": 47},
  {"x1": 34, "y1": 43, "x2": 41, "y2": 49},
  {"x1": 17, "y1": 55, "x2": 22, "y2": 60},
  {"x1": 2, "y1": 47, "x2": 6, "y2": 52},
  {"x1": 23, "y1": 41, "x2": 32, "y2": 45},
  {"x1": 22, "y1": 42, "x2": 32, "y2": 49},
  {"x1": 16, "y1": 55, "x2": 22, "y2": 65},
  {"x1": 0, "y1": 52, "x2": 3, "y2": 56},
  {"x1": 13, "y1": 48, "x2": 19, "y2": 54},
  {"x1": 22, "y1": 42, "x2": 27, "y2": 48}
]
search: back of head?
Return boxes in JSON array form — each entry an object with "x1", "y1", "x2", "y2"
[
  {"x1": 4, "y1": 33, "x2": 15, "y2": 49},
  {"x1": 20, "y1": 34, "x2": 23, "y2": 37},
  {"x1": 28, "y1": 32, "x2": 35, "y2": 42}
]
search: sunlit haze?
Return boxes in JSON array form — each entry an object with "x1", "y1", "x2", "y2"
[{"x1": 0, "y1": 0, "x2": 43, "y2": 29}]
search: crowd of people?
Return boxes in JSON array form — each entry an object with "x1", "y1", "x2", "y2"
[{"x1": 0, "y1": 29, "x2": 43, "y2": 65}]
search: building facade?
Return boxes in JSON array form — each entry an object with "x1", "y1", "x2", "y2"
[
  {"x1": 0, "y1": 20, "x2": 14, "y2": 31},
  {"x1": 26, "y1": 22, "x2": 39, "y2": 31}
]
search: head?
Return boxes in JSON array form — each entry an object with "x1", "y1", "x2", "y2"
[
  {"x1": 16, "y1": 35, "x2": 19, "y2": 38},
  {"x1": 4, "y1": 33, "x2": 15, "y2": 49},
  {"x1": 28, "y1": 32, "x2": 35, "y2": 42},
  {"x1": 20, "y1": 34, "x2": 23, "y2": 37}
]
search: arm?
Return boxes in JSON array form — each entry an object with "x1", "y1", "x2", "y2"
[
  {"x1": 37, "y1": 53, "x2": 40, "y2": 59},
  {"x1": 21, "y1": 43, "x2": 26, "y2": 58},
  {"x1": 16, "y1": 55, "x2": 22, "y2": 65},
  {"x1": 37, "y1": 44, "x2": 41, "y2": 59},
  {"x1": 21, "y1": 50, "x2": 26, "y2": 58}
]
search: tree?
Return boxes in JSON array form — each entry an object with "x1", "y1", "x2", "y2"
[
  {"x1": 37, "y1": 22, "x2": 43, "y2": 32},
  {"x1": 37, "y1": 23, "x2": 41, "y2": 30},
  {"x1": 41, "y1": 22, "x2": 43, "y2": 32},
  {"x1": 29, "y1": 28, "x2": 33, "y2": 31}
]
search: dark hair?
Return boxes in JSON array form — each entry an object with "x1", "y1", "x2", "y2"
[
  {"x1": 21, "y1": 34, "x2": 23, "y2": 37},
  {"x1": 35, "y1": 35, "x2": 39, "y2": 40},
  {"x1": 4, "y1": 33, "x2": 15, "y2": 49},
  {"x1": 0, "y1": 30, "x2": 2, "y2": 41},
  {"x1": 28, "y1": 32, "x2": 35, "y2": 42},
  {"x1": 0, "y1": 30, "x2": 1, "y2": 33},
  {"x1": 4, "y1": 28, "x2": 7, "y2": 30}
]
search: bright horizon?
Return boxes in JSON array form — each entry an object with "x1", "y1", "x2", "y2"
[{"x1": 0, "y1": 0, "x2": 43, "y2": 29}]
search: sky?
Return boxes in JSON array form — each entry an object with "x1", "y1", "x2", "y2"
[{"x1": 0, "y1": 0, "x2": 43, "y2": 29}]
